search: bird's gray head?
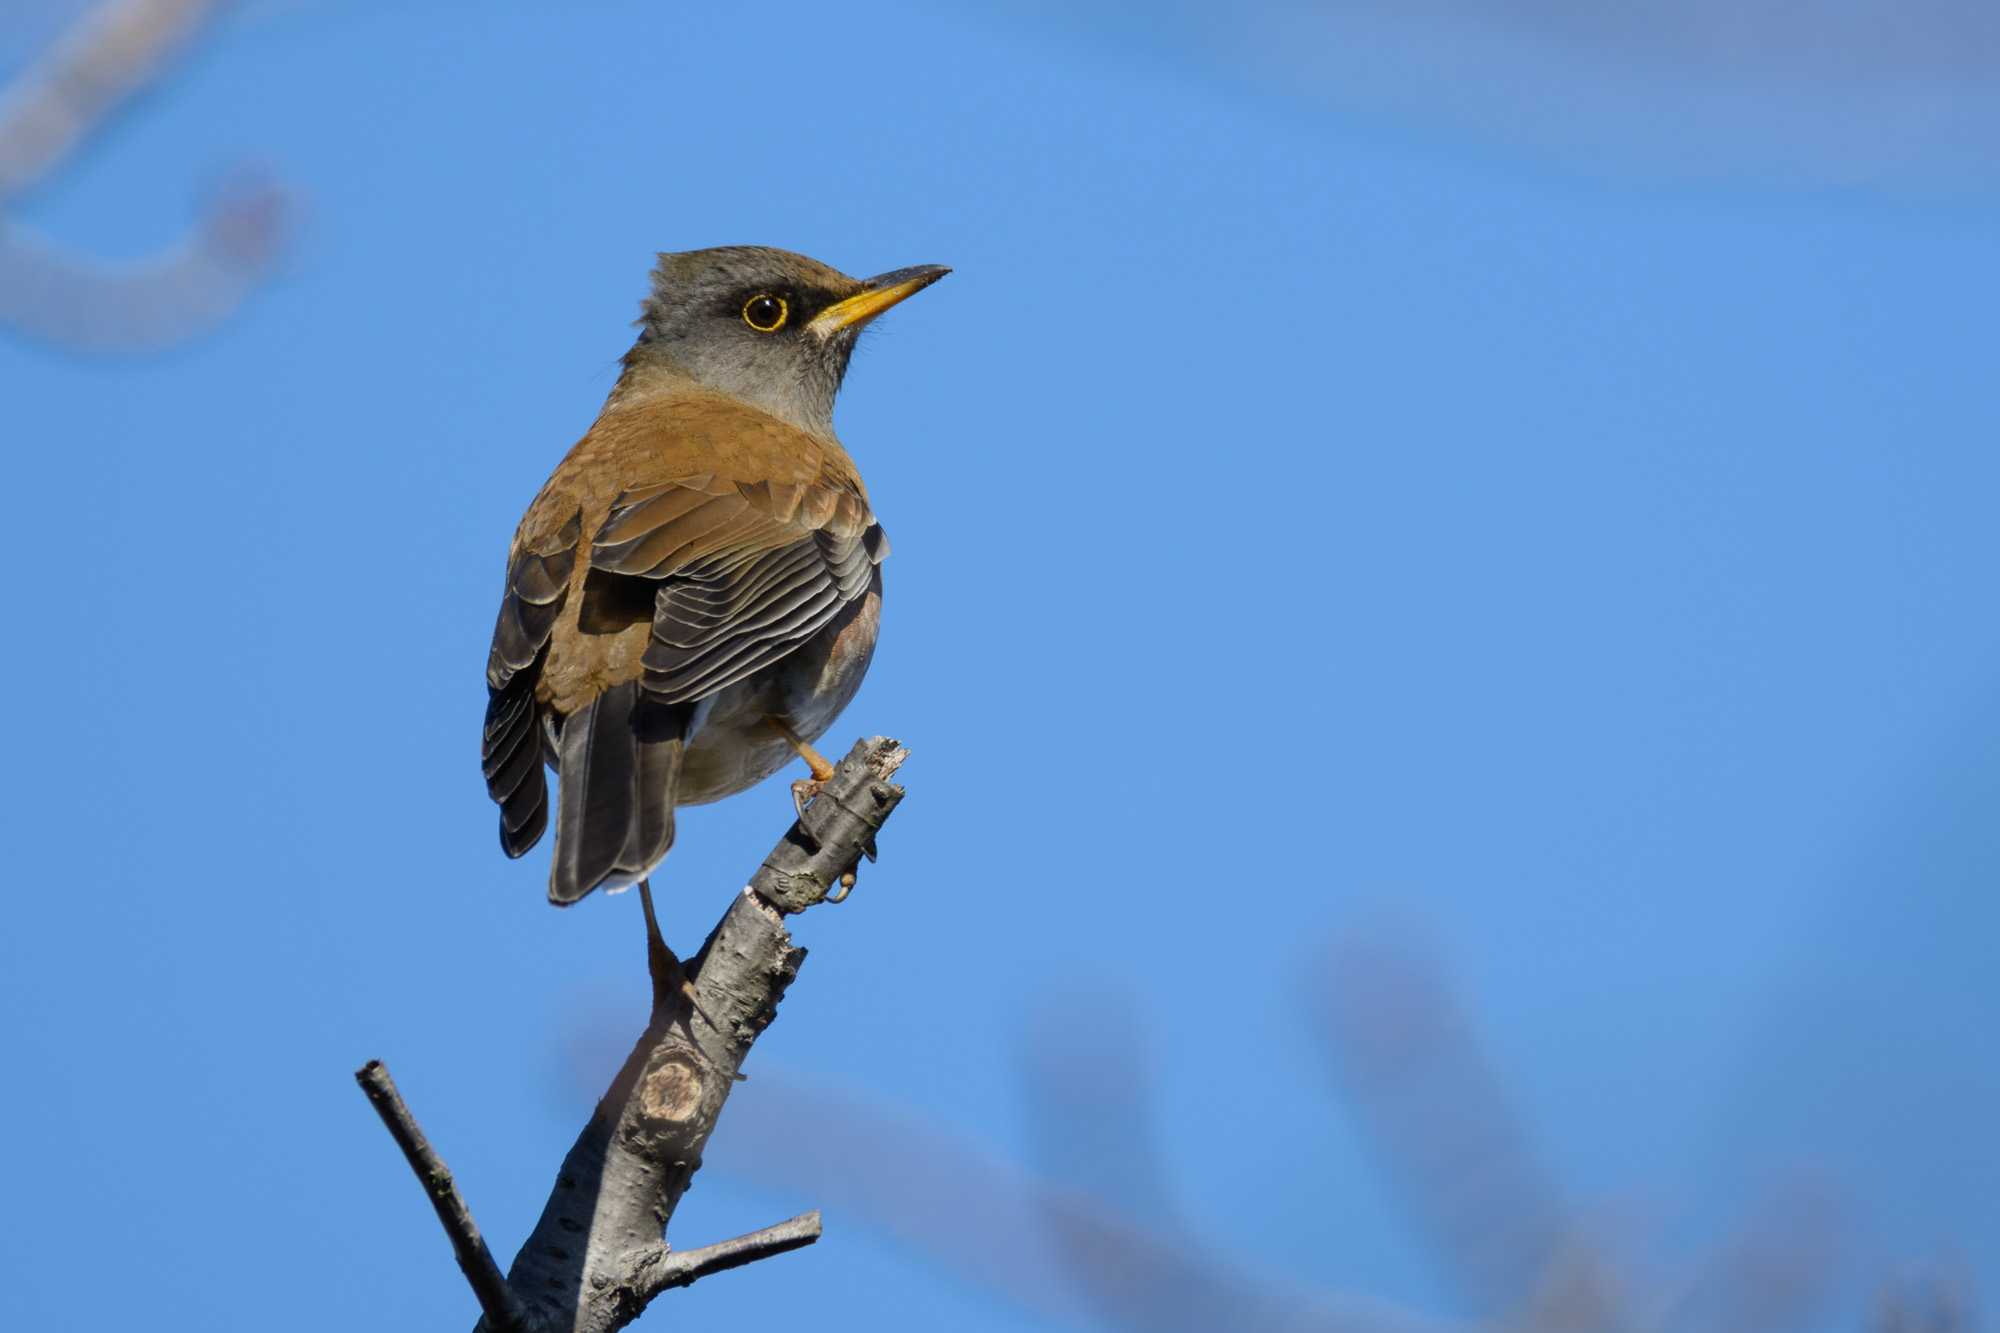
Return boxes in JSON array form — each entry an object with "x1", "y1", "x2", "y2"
[{"x1": 625, "y1": 245, "x2": 949, "y2": 437}]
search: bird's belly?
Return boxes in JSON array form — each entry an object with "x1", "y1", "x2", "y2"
[{"x1": 677, "y1": 578, "x2": 882, "y2": 806}]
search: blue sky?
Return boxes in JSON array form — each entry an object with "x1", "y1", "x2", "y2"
[{"x1": 3, "y1": 2, "x2": 1998, "y2": 1328}]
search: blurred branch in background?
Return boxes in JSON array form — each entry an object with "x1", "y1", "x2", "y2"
[
  {"x1": 0, "y1": 0, "x2": 212, "y2": 198},
  {"x1": 1876, "y1": 1265, "x2": 1980, "y2": 1333},
  {"x1": 570, "y1": 917, "x2": 1986, "y2": 1332},
  {"x1": 0, "y1": 0, "x2": 285, "y2": 352},
  {"x1": 1314, "y1": 925, "x2": 1848, "y2": 1333},
  {"x1": 1312, "y1": 926, "x2": 1570, "y2": 1320},
  {"x1": 706, "y1": 1070, "x2": 1458, "y2": 1333},
  {"x1": 1315, "y1": 0, "x2": 2000, "y2": 85},
  {"x1": 1652, "y1": 1181, "x2": 1847, "y2": 1333},
  {"x1": 999, "y1": 0, "x2": 2000, "y2": 186}
]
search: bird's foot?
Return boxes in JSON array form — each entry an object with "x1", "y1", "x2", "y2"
[
  {"x1": 775, "y1": 715, "x2": 837, "y2": 826},
  {"x1": 790, "y1": 776, "x2": 824, "y2": 821},
  {"x1": 771, "y1": 721, "x2": 873, "y2": 903},
  {"x1": 786, "y1": 785, "x2": 874, "y2": 905}
]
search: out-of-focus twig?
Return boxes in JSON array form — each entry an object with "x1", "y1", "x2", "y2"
[
  {"x1": 1314, "y1": 924, "x2": 1855, "y2": 1333},
  {"x1": 589, "y1": 916, "x2": 1982, "y2": 1333},
  {"x1": 0, "y1": 0, "x2": 217, "y2": 201},
  {"x1": 1875, "y1": 1263, "x2": 1980, "y2": 1333},
  {"x1": 1313, "y1": 925, "x2": 1570, "y2": 1320},
  {"x1": 0, "y1": 0, "x2": 286, "y2": 352},
  {"x1": 0, "y1": 181, "x2": 282, "y2": 348},
  {"x1": 1012, "y1": 990, "x2": 1434, "y2": 1332},
  {"x1": 709, "y1": 1073, "x2": 1464, "y2": 1333},
  {"x1": 1656, "y1": 1175, "x2": 1845, "y2": 1333},
  {"x1": 1342, "y1": 0, "x2": 2000, "y2": 85},
  {"x1": 1012, "y1": 0, "x2": 2000, "y2": 184},
  {"x1": 1017, "y1": 987, "x2": 1185, "y2": 1224}
]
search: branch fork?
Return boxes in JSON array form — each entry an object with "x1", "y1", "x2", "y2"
[{"x1": 356, "y1": 736, "x2": 908, "y2": 1333}]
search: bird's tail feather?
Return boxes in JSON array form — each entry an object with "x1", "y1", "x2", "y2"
[{"x1": 549, "y1": 680, "x2": 685, "y2": 906}]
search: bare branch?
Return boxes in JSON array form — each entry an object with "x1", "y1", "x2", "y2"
[
  {"x1": 749, "y1": 737, "x2": 908, "y2": 912},
  {"x1": 358, "y1": 736, "x2": 906, "y2": 1333},
  {"x1": 633, "y1": 1211, "x2": 823, "y2": 1297},
  {"x1": 353, "y1": 1060, "x2": 530, "y2": 1333}
]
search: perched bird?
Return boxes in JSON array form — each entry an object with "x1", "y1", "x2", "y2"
[{"x1": 481, "y1": 246, "x2": 948, "y2": 906}]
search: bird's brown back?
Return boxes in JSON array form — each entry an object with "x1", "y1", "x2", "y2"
[{"x1": 510, "y1": 385, "x2": 873, "y2": 716}]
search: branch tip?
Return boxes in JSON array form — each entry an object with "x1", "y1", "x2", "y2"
[
  {"x1": 354, "y1": 1059, "x2": 531, "y2": 1333},
  {"x1": 643, "y1": 1210, "x2": 825, "y2": 1294}
]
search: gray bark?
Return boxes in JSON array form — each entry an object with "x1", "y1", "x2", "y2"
[{"x1": 357, "y1": 736, "x2": 909, "y2": 1333}]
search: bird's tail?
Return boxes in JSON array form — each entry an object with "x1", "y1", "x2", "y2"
[{"x1": 548, "y1": 680, "x2": 687, "y2": 906}]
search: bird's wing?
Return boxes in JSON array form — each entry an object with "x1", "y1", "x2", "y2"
[
  {"x1": 482, "y1": 508, "x2": 582, "y2": 852},
  {"x1": 591, "y1": 472, "x2": 887, "y2": 704},
  {"x1": 486, "y1": 509, "x2": 584, "y2": 692}
]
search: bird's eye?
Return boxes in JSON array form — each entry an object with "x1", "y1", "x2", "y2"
[{"x1": 741, "y1": 293, "x2": 789, "y2": 332}]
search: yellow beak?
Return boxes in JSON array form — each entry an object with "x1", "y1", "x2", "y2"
[{"x1": 807, "y1": 264, "x2": 951, "y2": 337}]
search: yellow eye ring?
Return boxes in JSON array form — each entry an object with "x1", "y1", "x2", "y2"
[{"x1": 742, "y1": 293, "x2": 789, "y2": 332}]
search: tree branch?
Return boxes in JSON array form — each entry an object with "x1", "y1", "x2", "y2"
[
  {"x1": 633, "y1": 1211, "x2": 823, "y2": 1296},
  {"x1": 357, "y1": 735, "x2": 909, "y2": 1333},
  {"x1": 354, "y1": 1060, "x2": 530, "y2": 1333}
]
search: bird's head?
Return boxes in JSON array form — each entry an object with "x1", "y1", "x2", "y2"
[{"x1": 628, "y1": 245, "x2": 950, "y2": 436}]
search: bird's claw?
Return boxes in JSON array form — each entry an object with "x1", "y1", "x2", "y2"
[
  {"x1": 788, "y1": 766, "x2": 870, "y2": 902},
  {"x1": 827, "y1": 867, "x2": 858, "y2": 904},
  {"x1": 791, "y1": 776, "x2": 823, "y2": 822}
]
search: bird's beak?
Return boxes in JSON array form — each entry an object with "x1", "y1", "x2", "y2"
[{"x1": 807, "y1": 264, "x2": 951, "y2": 337}]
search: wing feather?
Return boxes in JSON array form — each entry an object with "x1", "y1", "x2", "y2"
[
  {"x1": 586, "y1": 474, "x2": 884, "y2": 708},
  {"x1": 481, "y1": 506, "x2": 581, "y2": 856}
]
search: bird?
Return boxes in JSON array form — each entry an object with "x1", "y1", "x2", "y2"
[{"x1": 480, "y1": 246, "x2": 948, "y2": 908}]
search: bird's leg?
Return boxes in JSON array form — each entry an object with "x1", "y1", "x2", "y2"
[
  {"x1": 765, "y1": 716, "x2": 836, "y2": 817},
  {"x1": 638, "y1": 878, "x2": 714, "y2": 1030}
]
